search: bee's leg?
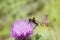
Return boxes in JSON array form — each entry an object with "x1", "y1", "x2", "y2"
[
  {"x1": 36, "y1": 23, "x2": 38, "y2": 26},
  {"x1": 33, "y1": 23, "x2": 38, "y2": 29}
]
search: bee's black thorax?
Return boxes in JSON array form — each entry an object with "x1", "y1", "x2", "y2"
[{"x1": 29, "y1": 17, "x2": 38, "y2": 26}]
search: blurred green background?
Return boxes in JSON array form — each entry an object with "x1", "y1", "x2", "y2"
[{"x1": 0, "y1": 0, "x2": 60, "y2": 40}]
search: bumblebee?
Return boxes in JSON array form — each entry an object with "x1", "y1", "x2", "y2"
[{"x1": 29, "y1": 17, "x2": 38, "y2": 26}]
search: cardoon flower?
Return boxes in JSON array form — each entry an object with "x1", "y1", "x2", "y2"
[{"x1": 11, "y1": 19, "x2": 35, "y2": 40}]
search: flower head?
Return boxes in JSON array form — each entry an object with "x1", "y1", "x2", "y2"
[{"x1": 11, "y1": 19, "x2": 34, "y2": 38}]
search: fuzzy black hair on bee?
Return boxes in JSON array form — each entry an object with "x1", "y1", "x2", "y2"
[{"x1": 29, "y1": 17, "x2": 38, "y2": 26}]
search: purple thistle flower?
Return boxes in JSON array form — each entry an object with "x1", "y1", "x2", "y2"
[{"x1": 11, "y1": 19, "x2": 35, "y2": 40}]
